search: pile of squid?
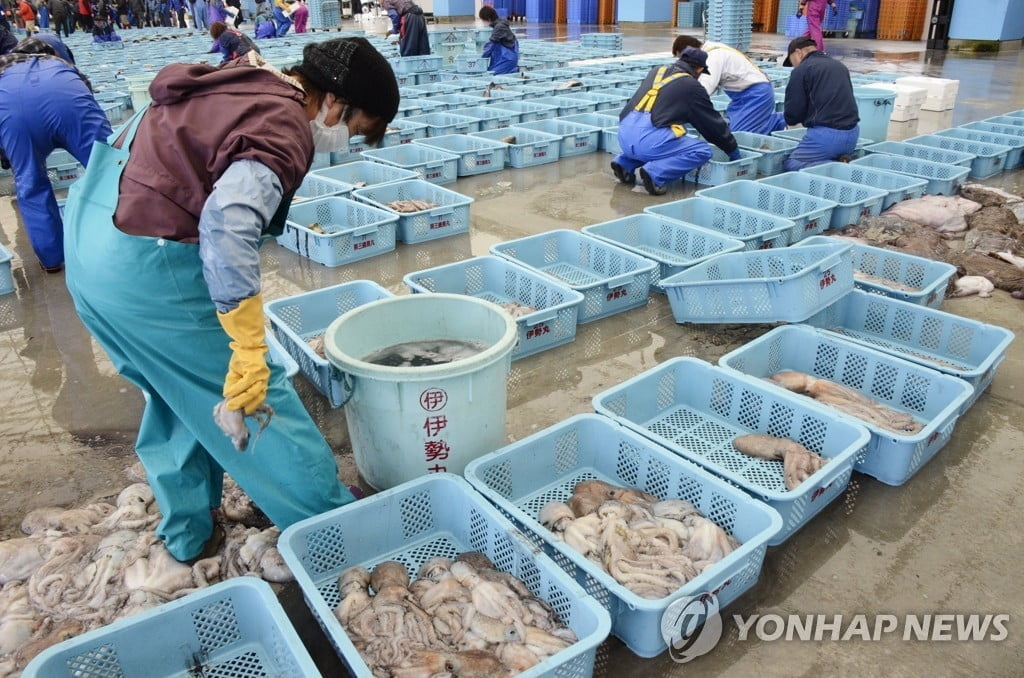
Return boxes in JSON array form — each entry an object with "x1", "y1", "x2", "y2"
[
  {"x1": 538, "y1": 480, "x2": 739, "y2": 601},
  {"x1": 768, "y1": 370, "x2": 924, "y2": 435},
  {"x1": 334, "y1": 552, "x2": 577, "y2": 677},
  {"x1": 0, "y1": 467, "x2": 291, "y2": 675}
]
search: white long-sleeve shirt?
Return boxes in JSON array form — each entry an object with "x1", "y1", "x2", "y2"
[{"x1": 697, "y1": 41, "x2": 771, "y2": 94}]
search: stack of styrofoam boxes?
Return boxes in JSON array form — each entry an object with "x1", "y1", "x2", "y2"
[
  {"x1": 863, "y1": 82, "x2": 928, "y2": 122},
  {"x1": 894, "y1": 76, "x2": 958, "y2": 112}
]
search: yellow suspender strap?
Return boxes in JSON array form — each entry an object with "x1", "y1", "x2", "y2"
[{"x1": 634, "y1": 66, "x2": 690, "y2": 113}]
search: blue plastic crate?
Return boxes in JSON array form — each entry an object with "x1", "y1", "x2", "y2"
[
  {"x1": 602, "y1": 126, "x2": 620, "y2": 155},
  {"x1": 295, "y1": 174, "x2": 351, "y2": 201},
  {"x1": 864, "y1": 137, "x2": 974, "y2": 170},
  {"x1": 732, "y1": 130, "x2": 798, "y2": 177},
  {"x1": 935, "y1": 127, "x2": 1024, "y2": 169},
  {"x1": 491, "y1": 230, "x2": 657, "y2": 323},
  {"x1": 404, "y1": 255, "x2": 585, "y2": 359},
  {"x1": 582, "y1": 213, "x2": 745, "y2": 292},
  {"x1": 982, "y1": 115, "x2": 1024, "y2": 128},
  {"x1": 46, "y1": 160, "x2": 84, "y2": 189},
  {"x1": 279, "y1": 197, "x2": 398, "y2": 268},
  {"x1": 470, "y1": 126, "x2": 563, "y2": 168},
  {"x1": 517, "y1": 119, "x2": 602, "y2": 157},
  {"x1": 265, "y1": 280, "x2": 392, "y2": 407},
  {"x1": 450, "y1": 105, "x2": 521, "y2": 130},
  {"x1": 0, "y1": 243, "x2": 12, "y2": 297},
  {"x1": 719, "y1": 325, "x2": 974, "y2": 485},
  {"x1": 961, "y1": 119, "x2": 1024, "y2": 163},
  {"x1": 415, "y1": 71, "x2": 446, "y2": 86},
  {"x1": 529, "y1": 95, "x2": 599, "y2": 117},
  {"x1": 411, "y1": 134, "x2": 508, "y2": 176},
  {"x1": 278, "y1": 473, "x2": 612, "y2": 678},
  {"x1": 495, "y1": 99, "x2": 561, "y2": 122},
  {"x1": 361, "y1": 144, "x2": 460, "y2": 186},
  {"x1": 311, "y1": 160, "x2": 420, "y2": 189},
  {"x1": 803, "y1": 289, "x2": 1015, "y2": 411},
  {"x1": 758, "y1": 172, "x2": 887, "y2": 229},
  {"x1": 352, "y1": 179, "x2": 473, "y2": 244},
  {"x1": 644, "y1": 196, "x2": 793, "y2": 251},
  {"x1": 24, "y1": 578, "x2": 317, "y2": 677},
  {"x1": 390, "y1": 54, "x2": 444, "y2": 74},
  {"x1": 426, "y1": 93, "x2": 490, "y2": 110},
  {"x1": 661, "y1": 242, "x2": 854, "y2": 324},
  {"x1": 693, "y1": 148, "x2": 760, "y2": 186},
  {"x1": 266, "y1": 331, "x2": 300, "y2": 381},
  {"x1": 905, "y1": 131, "x2": 1011, "y2": 176},
  {"x1": 556, "y1": 112, "x2": 620, "y2": 134},
  {"x1": 376, "y1": 119, "x2": 430, "y2": 148},
  {"x1": 796, "y1": 236, "x2": 955, "y2": 308},
  {"x1": 851, "y1": 152, "x2": 970, "y2": 195},
  {"x1": 593, "y1": 357, "x2": 869, "y2": 545},
  {"x1": 100, "y1": 100, "x2": 127, "y2": 123},
  {"x1": 466, "y1": 413, "x2": 781, "y2": 657},
  {"x1": 801, "y1": 161, "x2": 927, "y2": 209},
  {"x1": 558, "y1": 91, "x2": 628, "y2": 112},
  {"x1": 696, "y1": 180, "x2": 837, "y2": 244},
  {"x1": 402, "y1": 111, "x2": 481, "y2": 137},
  {"x1": 454, "y1": 52, "x2": 489, "y2": 73}
]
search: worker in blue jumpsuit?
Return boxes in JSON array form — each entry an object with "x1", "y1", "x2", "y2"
[
  {"x1": 479, "y1": 5, "x2": 518, "y2": 75},
  {"x1": 62, "y1": 39, "x2": 399, "y2": 563},
  {"x1": 782, "y1": 36, "x2": 860, "y2": 171},
  {"x1": 672, "y1": 34, "x2": 784, "y2": 136},
  {"x1": 612, "y1": 47, "x2": 740, "y2": 196},
  {"x1": 0, "y1": 38, "x2": 111, "y2": 273}
]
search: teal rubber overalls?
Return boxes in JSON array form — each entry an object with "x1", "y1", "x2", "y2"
[{"x1": 63, "y1": 108, "x2": 351, "y2": 561}]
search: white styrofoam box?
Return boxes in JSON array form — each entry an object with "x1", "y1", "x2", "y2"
[
  {"x1": 863, "y1": 83, "x2": 927, "y2": 108},
  {"x1": 894, "y1": 76, "x2": 958, "y2": 112},
  {"x1": 889, "y1": 102, "x2": 923, "y2": 123}
]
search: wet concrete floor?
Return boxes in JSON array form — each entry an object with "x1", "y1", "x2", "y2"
[{"x1": 1, "y1": 21, "x2": 1023, "y2": 677}]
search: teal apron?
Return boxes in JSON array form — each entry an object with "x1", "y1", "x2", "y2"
[{"x1": 63, "y1": 108, "x2": 350, "y2": 561}]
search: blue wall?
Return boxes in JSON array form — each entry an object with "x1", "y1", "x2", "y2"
[
  {"x1": 618, "y1": 0, "x2": 672, "y2": 22},
  {"x1": 434, "y1": 0, "x2": 476, "y2": 16},
  {"x1": 950, "y1": 0, "x2": 1024, "y2": 41}
]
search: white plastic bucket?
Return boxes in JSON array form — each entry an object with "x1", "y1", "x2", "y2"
[{"x1": 324, "y1": 294, "x2": 517, "y2": 490}]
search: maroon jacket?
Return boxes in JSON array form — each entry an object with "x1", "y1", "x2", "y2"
[{"x1": 114, "y1": 58, "x2": 313, "y2": 242}]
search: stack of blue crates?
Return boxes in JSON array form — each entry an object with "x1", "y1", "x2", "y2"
[
  {"x1": 859, "y1": 0, "x2": 880, "y2": 37},
  {"x1": 706, "y1": 0, "x2": 753, "y2": 52},
  {"x1": 308, "y1": 0, "x2": 340, "y2": 29},
  {"x1": 677, "y1": 1, "x2": 705, "y2": 28}
]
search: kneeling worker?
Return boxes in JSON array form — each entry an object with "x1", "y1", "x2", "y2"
[
  {"x1": 782, "y1": 36, "x2": 860, "y2": 171},
  {"x1": 672, "y1": 35, "x2": 784, "y2": 136},
  {"x1": 612, "y1": 47, "x2": 740, "y2": 196}
]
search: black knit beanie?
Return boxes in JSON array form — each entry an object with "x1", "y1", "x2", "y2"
[{"x1": 295, "y1": 37, "x2": 399, "y2": 123}]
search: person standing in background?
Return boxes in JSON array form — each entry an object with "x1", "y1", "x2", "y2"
[
  {"x1": 398, "y1": 0, "x2": 428, "y2": 57},
  {"x1": 76, "y1": 0, "x2": 92, "y2": 30},
  {"x1": 381, "y1": 0, "x2": 400, "y2": 35},
  {"x1": 1, "y1": 12, "x2": 19, "y2": 52},
  {"x1": 798, "y1": 0, "x2": 838, "y2": 53},
  {"x1": 206, "y1": 0, "x2": 227, "y2": 26},
  {"x1": 479, "y1": 5, "x2": 518, "y2": 75},
  {"x1": 47, "y1": 0, "x2": 67, "y2": 35},
  {"x1": 18, "y1": 0, "x2": 37, "y2": 34},
  {"x1": 290, "y1": 0, "x2": 306, "y2": 33},
  {"x1": 37, "y1": 0, "x2": 49, "y2": 30},
  {"x1": 189, "y1": 0, "x2": 204, "y2": 27}
]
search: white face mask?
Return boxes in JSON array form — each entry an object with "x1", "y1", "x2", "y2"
[{"x1": 309, "y1": 99, "x2": 350, "y2": 154}]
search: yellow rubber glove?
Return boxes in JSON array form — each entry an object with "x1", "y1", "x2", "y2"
[{"x1": 217, "y1": 294, "x2": 271, "y2": 415}]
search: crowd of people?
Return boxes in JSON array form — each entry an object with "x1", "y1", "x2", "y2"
[{"x1": 0, "y1": 0, "x2": 307, "y2": 36}]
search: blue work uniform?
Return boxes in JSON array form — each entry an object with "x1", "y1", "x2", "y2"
[
  {"x1": 783, "y1": 50, "x2": 860, "y2": 171},
  {"x1": 614, "y1": 61, "x2": 738, "y2": 187},
  {"x1": 700, "y1": 42, "x2": 785, "y2": 135},
  {"x1": 482, "y1": 18, "x2": 518, "y2": 75},
  {"x1": 0, "y1": 56, "x2": 111, "y2": 269}
]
